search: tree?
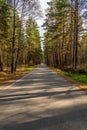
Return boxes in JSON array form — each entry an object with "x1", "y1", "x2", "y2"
[
  {"x1": 9, "y1": 0, "x2": 42, "y2": 72},
  {"x1": 0, "y1": 0, "x2": 10, "y2": 71},
  {"x1": 26, "y1": 17, "x2": 42, "y2": 65},
  {"x1": 43, "y1": 0, "x2": 87, "y2": 72},
  {"x1": 0, "y1": 0, "x2": 42, "y2": 73}
]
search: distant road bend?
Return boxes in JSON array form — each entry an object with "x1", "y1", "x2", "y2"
[{"x1": 0, "y1": 64, "x2": 87, "y2": 130}]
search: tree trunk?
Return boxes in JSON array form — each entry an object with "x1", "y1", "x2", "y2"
[
  {"x1": 11, "y1": 0, "x2": 16, "y2": 73},
  {"x1": 14, "y1": 23, "x2": 22, "y2": 71},
  {"x1": 74, "y1": 0, "x2": 78, "y2": 70},
  {"x1": 0, "y1": 47, "x2": 3, "y2": 71}
]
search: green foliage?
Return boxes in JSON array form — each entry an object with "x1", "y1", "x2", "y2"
[
  {"x1": 0, "y1": 0, "x2": 42, "y2": 72},
  {"x1": 0, "y1": 0, "x2": 11, "y2": 71},
  {"x1": 43, "y1": 0, "x2": 87, "y2": 71},
  {"x1": 65, "y1": 72, "x2": 87, "y2": 84},
  {"x1": 0, "y1": 0, "x2": 10, "y2": 38},
  {"x1": 23, "y1": 66, "x2": 37, "y2": 71},
  {"x1": 26, "y1": 17, "x2": 42, "y2": 65}
]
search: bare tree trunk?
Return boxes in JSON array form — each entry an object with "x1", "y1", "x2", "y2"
[
  {"x1": 14, "y1": 1, "x2": 25, "y2": 71},
  {"x1": 74, "y1": 0, "x2": 78, "y2": 70},
  {"x1": 0, "y1": 45, "x2": 3, "y2": 71},
  {"x1": 70, "y1": 0, "x2": 74, "y2": 69},
  {"x1": 61, "y1": 16, "x2": 65, "y2": 68},
  {"x1": 14, "y1": 23, "x2": 21, "y2": 71},
  {"x1": 11, "y1": 0, "x2": 16, "y2": 73}
]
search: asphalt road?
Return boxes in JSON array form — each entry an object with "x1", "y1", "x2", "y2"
[{"x1": 0, "y1": 64, "x2": 87, "y2": 130}]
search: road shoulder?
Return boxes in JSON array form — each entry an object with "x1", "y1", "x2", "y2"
[{"x1": 50, "y1": 67, "x2": 87, "y2": 93}]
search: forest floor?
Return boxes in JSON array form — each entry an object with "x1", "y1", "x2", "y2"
[
  {"x1": 50, "y1": 67, "x2": 87, "y2": 93},
  {"x1": 0, "y1": 65, "x2": 37, "y2": 86}
]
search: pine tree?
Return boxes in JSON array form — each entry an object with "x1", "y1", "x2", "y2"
[{"x1": 26, "y1": 18, "x2": 42, "y2": 65}]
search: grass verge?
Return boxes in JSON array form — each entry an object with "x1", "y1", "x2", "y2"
[
  {"x1": 50, "y1": 67, "x2": 87, "y2": 92},
  {"x1": 65, "y1": 72, "x2": 87, "y2": 84},
  {"x1": 0, "y1": 65, "x2": 37, "y2": 86}
]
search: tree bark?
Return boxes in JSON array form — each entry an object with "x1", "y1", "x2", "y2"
[
  {"x1": 0, "y1": 46, "x2": 3, "y2": 71},
  {"x1": 11, "y1": 0, "x2": 16, "y2": 73},
  {"x1": 74, "y1": 0, "x2": 78, "y2": 70}
]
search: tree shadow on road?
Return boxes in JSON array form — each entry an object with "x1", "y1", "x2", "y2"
[
  {"x1": 0, "y1": 65, "x2": 87, "y2": 130},
  {"x1": 1, "y1": 103, "x2": 87, "y2": 130},
  {"x1": 0, "y1": 88, "x2": 86, "y2": 103}
]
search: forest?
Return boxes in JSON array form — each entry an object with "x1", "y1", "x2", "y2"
[
  {"x1": 43, "y1": 0, "x2": 87, "y2": 73},
  {"x1": 0, "y1": 0, "x2": 87, "y2": 84},
  {"x1": 0, "y1": 0, "x2": 42, "y2": 73}
]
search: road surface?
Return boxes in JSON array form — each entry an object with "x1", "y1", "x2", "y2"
[{"x1": 0, "y1": 64, "x2": 87, "y2": 130}]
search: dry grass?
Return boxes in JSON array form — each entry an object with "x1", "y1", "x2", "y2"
[{"x1": 0, "y1": 66, "x2": 36, "y2": 86}]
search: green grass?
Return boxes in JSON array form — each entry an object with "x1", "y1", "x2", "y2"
[
  {"x1": 65, "y1": 72, "x2": 87, "y2": 84},
  {"x1": 23, "y1": 66, "x2": 37, "y2": 71}
]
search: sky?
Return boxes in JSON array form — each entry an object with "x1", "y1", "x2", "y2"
[{"x1": 36, "y1": 0, "x2": 51, "y2": 37}]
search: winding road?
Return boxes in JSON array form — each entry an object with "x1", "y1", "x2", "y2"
[{"x1": 0, "y1": 64, "x2": 87, "y2": 130}]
